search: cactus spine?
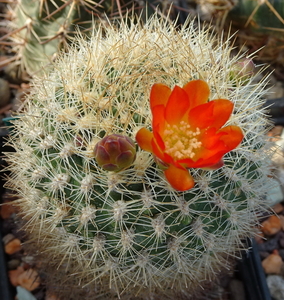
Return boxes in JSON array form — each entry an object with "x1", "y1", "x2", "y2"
[{"x1": 5, "y1": 15, "x2": 274, "y2": 299}]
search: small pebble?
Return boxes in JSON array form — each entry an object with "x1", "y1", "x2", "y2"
[
  {"x1": 278, "y1": 231, "x2": 284, "y2": 248},
  {"x1": 272, "y1": 203, "x2": 284, "y2": 214},
  {"x1": 2, "y1": 233, "x2": 16, "y2": 245},
  {"x1": 7, "y1": 258, "x2": 21, "y2": 270},
  {"x1": 259, "y1": 251, "x2": 270, "y2": 260},
  {"x1": 0, "y1": 78, "x2": 11, "y2": 108},
  {"x1": 278, "y1": 249, "x2": 284, "y2": 261},
  {"x1": 17, "y1": 268, "x2": 41, "y2": 291},
  {"x1": 257, "y1": 235, "x2": 279, "y2": 252},
  {"x1": 262, "y1": 252, "x2": 283, "y2": 274},
  {"x1": 21, "y1": 255, "x2": 35, "y2": 265},
  {"x1": 16, "y1": 286, "x2": 37, "y2": 300},
  {"x1": 279, "y1": 215, "x2": 284, "y2": 231},
  {"x1": 4, "y1": 238, "x2": 22, "y2": 255},
  {"x1": 267, "y1": 275, "x2": 284, "y2": 300},
  {"x1": 261, "y1": 215, "x2": 282, "y2": 236},
  {"x1": 0, "y1": 201, "x2": 17, "y2": 219},
  {"x1": 8, "y1": 265, "x2": 25, "y2": 286}
]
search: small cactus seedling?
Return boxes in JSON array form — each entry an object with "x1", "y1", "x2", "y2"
[{"x1": 5, "y1": 15, "x2": 274, "y2": 300}]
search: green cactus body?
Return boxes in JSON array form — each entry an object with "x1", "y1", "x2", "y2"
[
  {"x1": 1, "y1": 0, "x2": 181, "y2": 80},
  {"x1": 2, "y1": 0, "x2": 143, "y2": 79},
  {"x1": 229, "y1": 0, "x2": 284, "y2": 35},
  {"x1": 3, "y1": 0, "x2": 95, "y2": 77},
  {"x1": 227, "y1": 0, "x2": 284, "y2": 64},
  {"x1": 5, "y1": 16, "x2": 274, "y2": 299}
]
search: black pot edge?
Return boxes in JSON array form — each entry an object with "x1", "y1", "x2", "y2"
[
  {"x1": 238, "y1": 238, "x2": 272, "y2": 300},
  {"x1": 0, "y1": 134, "x2": 15, "y2": 300}
]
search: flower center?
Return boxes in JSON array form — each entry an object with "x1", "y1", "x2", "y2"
[{"x1": 163, "y1": 121, "x2": 202, "y2": 160}]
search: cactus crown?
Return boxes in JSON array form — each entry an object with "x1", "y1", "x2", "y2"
[{"x1": 5, "y1": 15, "x2": 274, "y2": 299}]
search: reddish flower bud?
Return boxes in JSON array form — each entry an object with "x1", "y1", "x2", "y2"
[
  {"x1": 94, "y1": 134, "x2": 136, "y2": 172},
  {"x1": 230, "y1": 58, "x2": 255, "y2": 83}
]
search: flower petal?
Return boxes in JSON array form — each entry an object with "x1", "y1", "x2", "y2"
[
  {"x1": 150, "y1": 83, "x2": 172, "y2": 110},
  {"x1": 183, "y1": 79, "x2": 210, "y2": 110},
  {"x1": 164, "y1": 165, "x2": 194, "y2": 192},
  {"x1": 165, "y1": 86, "x2": 190, "y2": 125},
  {"x1": 152, "y1": 104, "x2": 166, "y2": 136},
  {"x1": 153, "y1": 130, "x2": 165, "y2": 152},
  {"x1": 188, "y1": 99, "x2": 234, "y2": 129},
  {"x1": 164, "y1": 165, "x2": 195, "y2": 191},
  {"x1": 218, "y1": 125, "x2": 244, "y2": 151},
  {"x1": 179, "y1": 126, "x2": 243, "y2": 168},
  {"x1": 136, "y1": 128, "x2": 154, "y2": 153},
  {"x1": 152, "y1": 139, "x2": 172, "y2": 164},
  {"x1": 202, "y1": 159, "x2": 224, "y2": 170},
  {"x1": 201, "y1": 127, "x2": 226, "y2": 149},
  {"x1": 179, "y1": 153, "x2": 224, "y2": 169}
]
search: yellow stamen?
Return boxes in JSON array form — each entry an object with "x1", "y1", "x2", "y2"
[{"x1": 164, "y1": 121, "x2": 201, "y2": 160}]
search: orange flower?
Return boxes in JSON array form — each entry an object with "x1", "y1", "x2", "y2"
[{"x1": 136, "y1": 80, "x2": 244, "y2": 191}]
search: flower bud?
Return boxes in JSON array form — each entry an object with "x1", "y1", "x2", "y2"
[
  {"x1": 230, "y1": 58, "x2": 255, "y2": 84},
  {"x1": 94, "y1": 134, "x2": 136, "y2": 172}
]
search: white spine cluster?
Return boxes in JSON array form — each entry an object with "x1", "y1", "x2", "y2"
[{"x1": 5, "y1": 15, "x2": 274, "y2": 300}]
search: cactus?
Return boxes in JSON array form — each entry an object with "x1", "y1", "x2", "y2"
[
  {"x1": 227, "y1": 0, "x2": 284, "y2": 65},
  {"x1": 5, "y1": 15, "x2": 274, "y2": 300},
  {"x1": 228, "y1": 0, "x2": 284, "y2": 36},
  {"x1": 195, "y1": 0, "x2": 284, "y2": 66},
  {"x1": 0, "y1": 0, "x2": 141, "y2": 80},
  {"x1": 1, "y1": 0, "x2": 94, "y2": 78}
]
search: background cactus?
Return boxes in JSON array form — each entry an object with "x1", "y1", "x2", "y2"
[
  {"x1": 0, "y1": 0, "x2": 189, "y2": 82},
  {"x1": 228, "y1": 0, "x2": 284, "y2": 66},
  {"x1": 195, "y1": 0, "x2": 284, "y2": 67},
  {"x1": 5, "y1": 15, "x2": 274, "y2": 300},
  {"x1": 0, "y1": 0, "x2": 148, "y2": 81},
  {"x1": 1, "y1": 0, "x2": 100, "y2": 79}
]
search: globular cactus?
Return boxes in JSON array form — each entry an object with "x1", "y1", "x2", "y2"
[{"x1": 5, "y1": 15, "x2": 274, "y2": 300}]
